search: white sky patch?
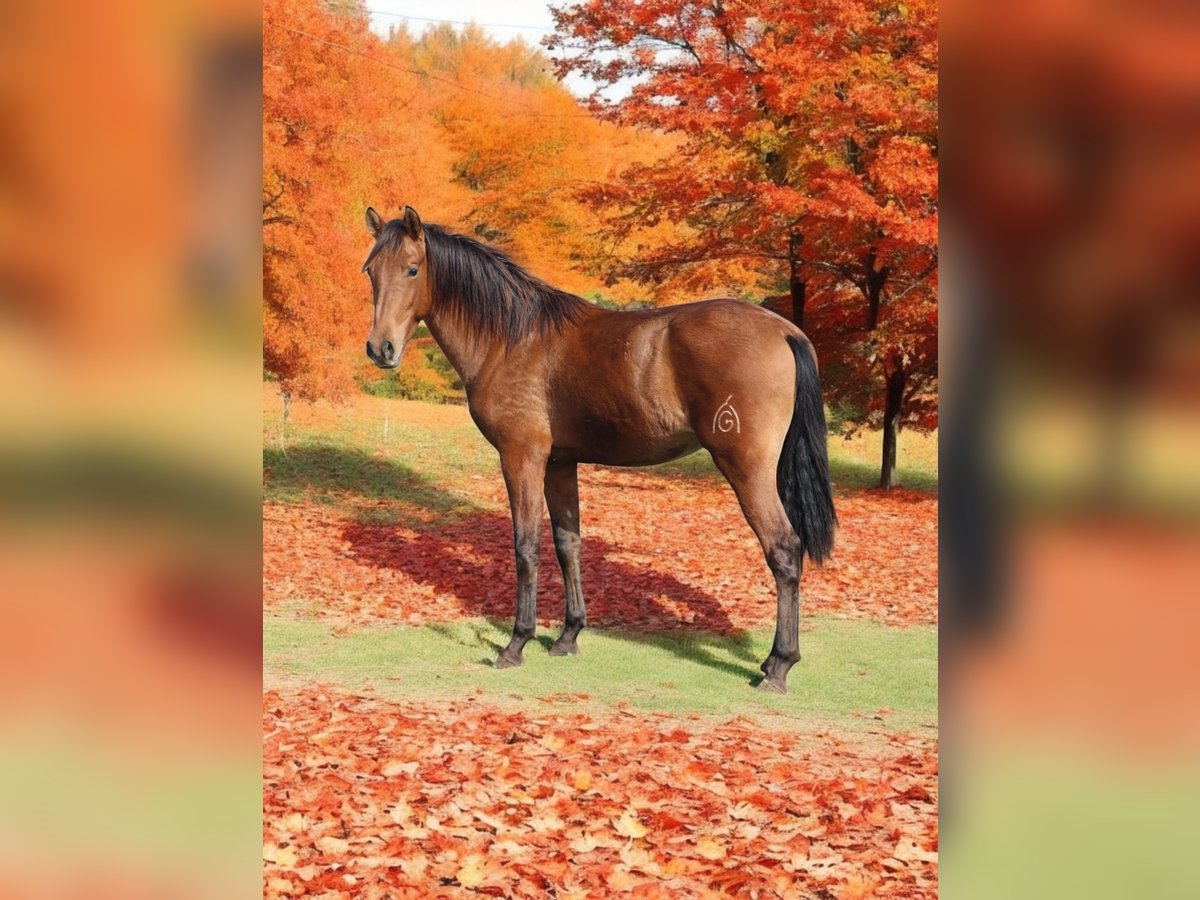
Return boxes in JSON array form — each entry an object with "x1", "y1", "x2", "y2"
[{"x1": 365, "y1": 1, "x2": 634, "y2": 100}]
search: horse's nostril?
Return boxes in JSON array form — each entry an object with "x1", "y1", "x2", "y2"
[
  {"x1": 365, "y1": 340, "x2": 374, "y2": 359},
  {"x1": 383, "y1": 340, "x2": 395, "y2": 360}
]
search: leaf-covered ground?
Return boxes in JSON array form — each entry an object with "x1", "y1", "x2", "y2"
[
  {"x1": 264, "y1": 392, "x2": 938, "y2": 896},
  {"x1": 264, "y1": 688, "x2": 937, "y2": 899},
  {"x1": 263, "y1": 467, "x2": 937, "y2": 633}
]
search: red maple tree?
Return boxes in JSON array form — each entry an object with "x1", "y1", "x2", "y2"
[{"x1": 548, "y1": 0, "x2": 938, "y2": 486}]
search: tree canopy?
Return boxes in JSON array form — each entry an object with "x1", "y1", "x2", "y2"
[
  {"x1": 548, "y1": 0, "x2": 938, "y2": 485},
  {"x1": 263, "y1": 0, "x2": 938, "y2": 485}
]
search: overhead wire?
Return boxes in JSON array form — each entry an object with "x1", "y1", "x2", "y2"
[{"x1": 365, "y1": 9, "x2": 555, "y2": 33}]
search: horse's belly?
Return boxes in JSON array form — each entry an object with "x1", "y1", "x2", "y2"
[{"x1": 552, "y1": 426, "x2": 701, "y2": 467}]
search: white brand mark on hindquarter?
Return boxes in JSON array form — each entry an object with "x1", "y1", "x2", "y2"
[{"x1": 713, "y1": 396, "x2": 741, "y2": 434}]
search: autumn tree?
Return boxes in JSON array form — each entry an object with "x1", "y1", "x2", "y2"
[
  {"x1": 263, "y1": 0, "x2": 458, "y2": 402},
  {"x1": 265, "y1": 4, "x2": 677, "y2": 406},
  {"x1": 548, "y1": 0, "x2": 938, "y2": 486},
  {"x1": 389, "y1": 24, "x2": 671, "y2": 300}
]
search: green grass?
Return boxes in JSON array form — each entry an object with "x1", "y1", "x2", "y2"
[
  {"x1": 264, "y1": 389, "x2": 937, "y2": 737},
  {"x1": 264, "y1": 614, "x2": 937, "y2": 734},
  {"x1": 264, "y1": 389, "x2": 937, "y2": 512},
  {"x1": 648, "y1": 445, "x2": 939, "y2": 494},
  {"x1": 263, "y1": 442, "x2": 485, "y2": 524}
]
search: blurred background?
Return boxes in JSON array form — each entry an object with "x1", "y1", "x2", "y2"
[
  {"x1": 0, "y1": 0, "x2": 262, "y2": 896},
  {"x1": 942, "y1": 0, "x2": 1200, "y2": 896}
]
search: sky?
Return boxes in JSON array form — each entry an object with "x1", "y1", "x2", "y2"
[
  {"x1": 366, "y1": 0, "x2": 560, "y2": 47},
  {"x1": 363, "y1": 0, "x2": 597, "y2": 97}
]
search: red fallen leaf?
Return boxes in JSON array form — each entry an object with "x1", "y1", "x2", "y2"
[
  {"x1": 264, "y1": 687, "x2": 939, "y2": 899},
  {"x1": 646, "y1": 810, "x2": 687, "y2": 830},
  {"x1": 264, "y1": 466, "x2": 937, "y2": 632},
  {"x1": 839, "y1": 873, "x2": 882, "y2": 899},
  {"x1": 893, "y1": 837, "x2": 939, "y2": 863}
]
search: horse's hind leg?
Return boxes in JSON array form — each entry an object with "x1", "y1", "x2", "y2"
[
  {"x1": 712, "y1": 454, "x2": 804, "y2": 693},
  {"x1": 545, "y1": 462, "x2": 585, "y2": 656}
]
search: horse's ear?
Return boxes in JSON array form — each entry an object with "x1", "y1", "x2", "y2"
[
  {"x1": 403, "y1": 205, "x2": 423, "y2": 240},
  {"x1": 365, "y1": 206, "x2": 383, "y2": 238}
]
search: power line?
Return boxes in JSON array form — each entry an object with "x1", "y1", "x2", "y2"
[
  {"x1": 366, "y1": 9, "x2": 555, "y2": 33},
  {"x1": 264, "y1": 18, "x2": 596, "y2": 119}
]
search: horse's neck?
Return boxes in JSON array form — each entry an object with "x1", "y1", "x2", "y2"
[{"x1": 422, "y1": 313, "x2": 496, "y2": 391}]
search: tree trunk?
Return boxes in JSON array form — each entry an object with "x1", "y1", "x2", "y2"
[
  {"x1": 880, "y1": 368, "x2": 906, "y2": 490},
  {"x1": 788, "y1": 233, "x2": 806, "y2": 329},
  {"x1": 865, "y1": 251, "x2": 889, "y2": 331},
  {"x1": 789, "y1": 272, "x2": 806, "y2": 330}
]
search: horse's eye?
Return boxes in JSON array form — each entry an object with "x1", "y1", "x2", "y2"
[{"x1": 407, "y1": 266, "x2": 418, "y2": 277}]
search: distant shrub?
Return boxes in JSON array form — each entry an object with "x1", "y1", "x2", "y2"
[
  {"x1": 423, "y1": 345, "x2": 462, "y2": 391},
  {"x1": 360, "y1": 371, "x2": 443, "y2": 402},
  {"x1": 359, "y1": 334, "x2": 466, "y2": 404},
  {"x1": 589, "y1": 292, "x2": 654, "y2": 311}
]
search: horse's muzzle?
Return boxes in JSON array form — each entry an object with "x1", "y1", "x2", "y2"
[{"x1": 365, "y1": 338, "x2": 400, "y2": 369}]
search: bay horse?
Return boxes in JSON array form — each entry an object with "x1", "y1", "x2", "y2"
[{"x1": 362, "y1": 206, "x2": 836, "y2": 693}]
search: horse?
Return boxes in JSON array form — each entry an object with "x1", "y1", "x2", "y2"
[{"x1": 362, "y1": 206, "x2": 836, "y2": 693}]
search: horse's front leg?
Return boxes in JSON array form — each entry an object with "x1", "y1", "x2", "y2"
[
  {"x1": 495, "y1": 448, "x2": 548, "y2": 668},
  {"x1": 545, "y1": 461, "x2": 585, "y2": 656}
]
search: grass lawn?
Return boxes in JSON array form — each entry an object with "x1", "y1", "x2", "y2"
[
  {"x1": 264, "y1": 613, "x2": 937, "y2": 736},
  {"x1": 263, "y1": 385, "x2": 938, "y2": 514},
  {"x1": 263, "y1": 384, "x2": 938, "y2": 736}
]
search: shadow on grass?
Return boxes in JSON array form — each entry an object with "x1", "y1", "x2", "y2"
[
  {"x1": 604, "y1": 629, "x2": 762, "y2": 684},
  {"x1": 264, "y1": 442, "x2": 479, "y2": 522},
  {"x1": 425, "y1": 618, "x2": 761, "y2": 683},
  {"x1": 344, "y1": 511, "x2": 762, "y2": 673}
]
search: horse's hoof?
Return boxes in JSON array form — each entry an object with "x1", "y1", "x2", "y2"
[
  {"x1": 755, "y1": 677, "x2": 787, "y2": 695},
  {"x1": 494, "y1": 653, "x2": 524, "y2": 669},
  {"x1": 548, "y1": 642, "x2": 578, "y2": 657}
]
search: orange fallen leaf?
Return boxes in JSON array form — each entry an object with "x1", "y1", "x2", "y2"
[
  {"x1": 695, "y1": 835, "x2": 727, "y2": 860},
  {"x1": 613, "y1": 808, "x2": 649, "y2": 839},
  {"x1": 456, "y1": 853, "x2": 489, "y2": 888}
]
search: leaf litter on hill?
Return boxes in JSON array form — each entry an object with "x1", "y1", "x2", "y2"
[{"x1": 263, "y1": 687, "x2": 937, "y2": 898}]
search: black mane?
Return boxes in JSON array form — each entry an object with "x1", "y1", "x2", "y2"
[{"x1": 369, "y1": 220, "x2": 588, "y2": 347}]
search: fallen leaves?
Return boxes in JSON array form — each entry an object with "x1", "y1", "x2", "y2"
[
  {"x1": 263, "y1": 432, "x2": 939, "y2": 896},
  {"x1": 263, "y1": 687, "x2": 938, "y2": 898},
  {"x1": 263, "y1": 467, "x2": 937, "y2": 632},
  {"x1": 613, "y1": 808, "x2": 650, "y2": 840}
]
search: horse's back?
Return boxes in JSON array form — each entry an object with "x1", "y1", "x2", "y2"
[{"x1": 542, "y1": 299, "x2": 805, "y2": 466}]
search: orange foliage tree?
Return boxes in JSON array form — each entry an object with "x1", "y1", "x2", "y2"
[
  {"x1": 263, "y1": 0, "x2": 459, "y2": 402},
  {"x1": 389, "y1": 24, "x2": 671, "y2": 300},
  {"x1": 264, "y1": 2, "x2": 673, "y2": 403},
  {"x1": 548, "y1": 0, "x2": 938, "y2": 486},
  {"x1": 264, "y1": 0, "x2": 385, "y2": 402}
]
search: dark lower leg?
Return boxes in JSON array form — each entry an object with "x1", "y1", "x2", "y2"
[
  {"x1": 545, "y1": 463, "x2": 585, "y2": 656},
  {"x1": 705, "y1": 455, "x2": 805, "y2": 693},
  {"x1": 496, "y1": 540, "x2": 538, "y2": 667},
  {"x1": 496, "y1": 453, "x2": 546, "y2": 669},
  {"x1": 549, "y1": 526, "x2": 585, "y2": 655},
  {"x1": 757, "y1": 542, "x2": 803, "y2": 693}
]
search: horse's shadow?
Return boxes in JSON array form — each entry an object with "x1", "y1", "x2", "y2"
[{"x1": 342, "y1": 509, "x2": 762, "y2": 679}]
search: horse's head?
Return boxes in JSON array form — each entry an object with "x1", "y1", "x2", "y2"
[{"x1": 363, "y1": 205, "x2": 432, "y2": 369}]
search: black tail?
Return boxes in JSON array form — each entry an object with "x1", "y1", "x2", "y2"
[{"x1": 778, "y1": 336, "x2": 837, "y2": 563}]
